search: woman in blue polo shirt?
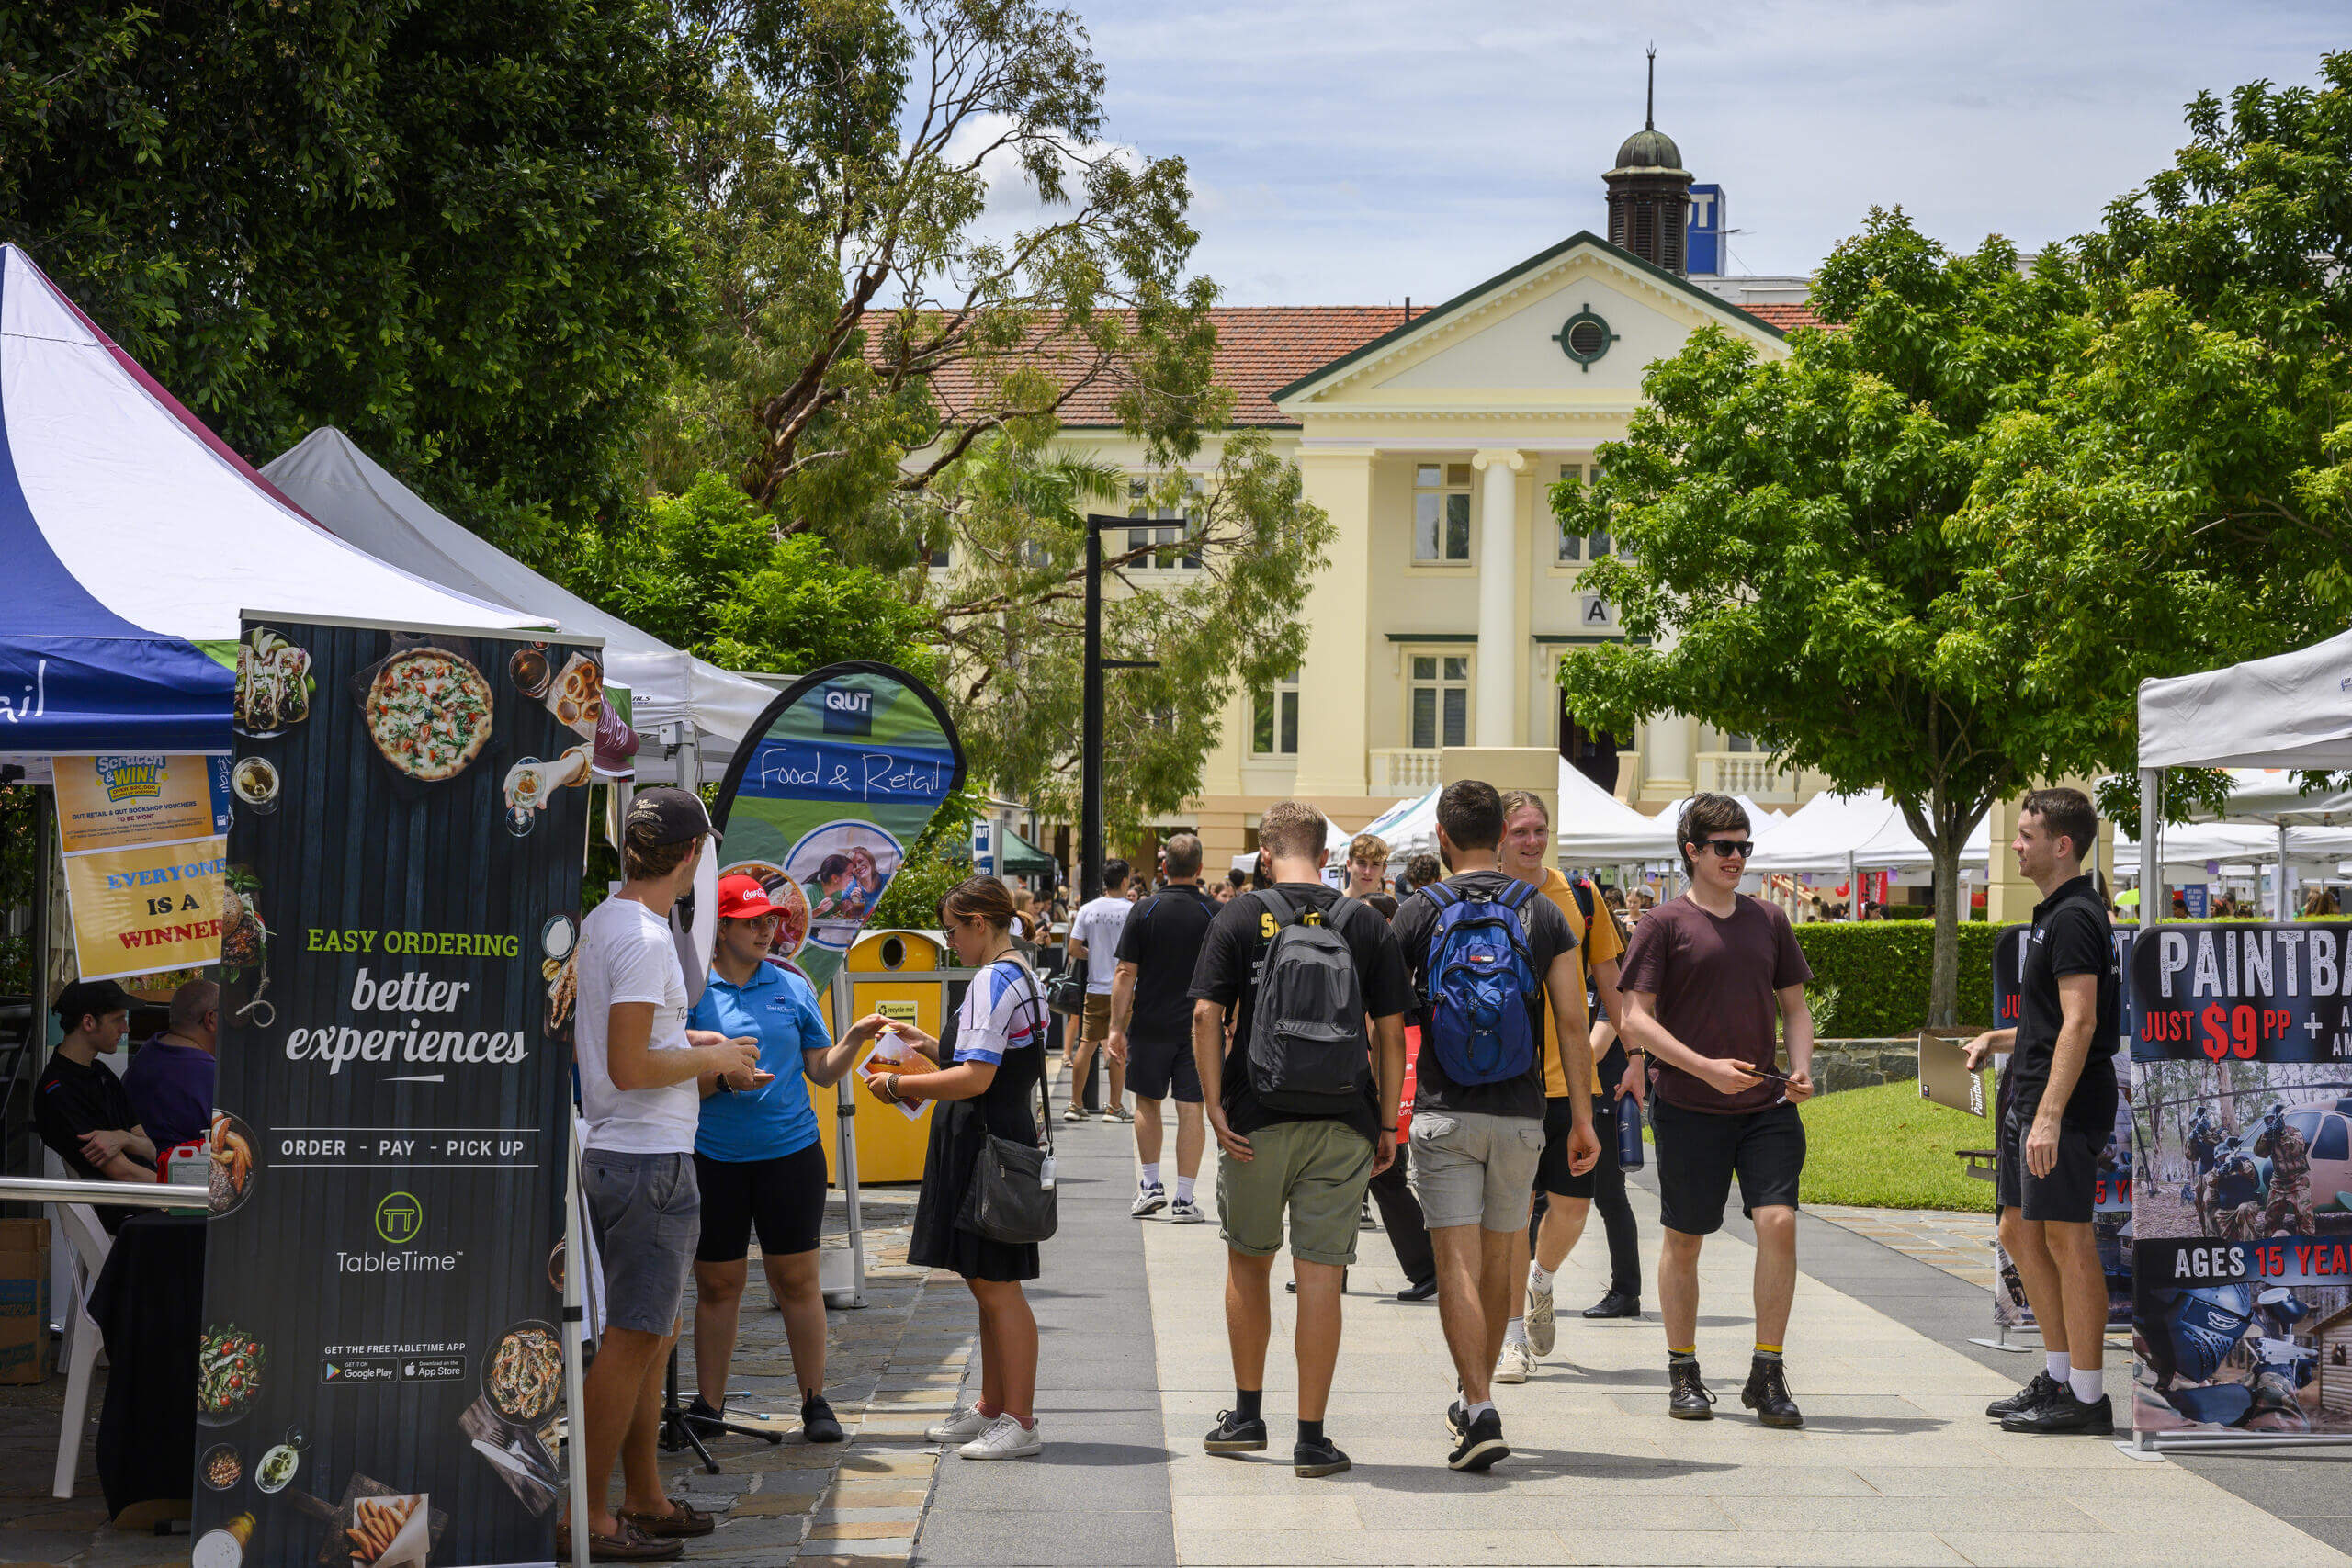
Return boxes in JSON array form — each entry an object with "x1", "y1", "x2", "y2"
[{"x1": 686, "y1": 874, "x2": 877, "y2": 1444}]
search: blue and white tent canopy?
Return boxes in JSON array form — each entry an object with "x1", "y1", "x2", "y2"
[{"x1": 0, "y1": 243, "x2": 540, "y2": 757}]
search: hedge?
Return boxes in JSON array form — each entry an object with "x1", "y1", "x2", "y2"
[{"x1": 1792, "y1": 920, "x2": 2001, "y2": 1036}]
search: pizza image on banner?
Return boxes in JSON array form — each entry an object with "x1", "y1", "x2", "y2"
[{"x1": 366, "y1": 646, "x2": 496, "y2": 781}]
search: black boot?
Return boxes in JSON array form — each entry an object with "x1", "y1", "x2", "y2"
[
  {"x1": 1581, "y1": 1290, "x2": 1640, "y2": 1319},
  {"x1": 1741, "y1": 1357, "x2": 1804, "y2": 1428},
  {"x1": 1668, "y1": 1359, "x2": 1715, "y2": 1420}
]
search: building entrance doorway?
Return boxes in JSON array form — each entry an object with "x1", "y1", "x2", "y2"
[{"x1": 1559, "y1": 694, "x2": 1627, "y2": 795}]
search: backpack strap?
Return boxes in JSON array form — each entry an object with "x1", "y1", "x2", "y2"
[
  {"x1": 1496, "y1": 878, "x2": 1538, "y2": 911},
  {"x1": 1257, "y1": 888, "x2": 1296, "y2": 927},
  {"x1": 1568, "y1": 874, "x2": 1595, "y2": 922},
  {"x1": 1421, "y1": 883, "x2": 1460, "y2": 913}
]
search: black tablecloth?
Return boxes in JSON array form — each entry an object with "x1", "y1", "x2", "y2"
[{"x1": 86, "y1": 1211, "x2": 205, "y2": 1517}]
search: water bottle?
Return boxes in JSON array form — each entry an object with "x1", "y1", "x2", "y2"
[
  {"x1": 1039, "y1": 1156, "x2": 1057, "y2": 1191},
  {"x1": 1616, "y1": 1097, "x2": 1645, "y2": 1171}
]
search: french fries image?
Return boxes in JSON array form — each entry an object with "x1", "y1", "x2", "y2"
[{"x1": 344, "y1": 1495, "x2": 419, "y2": 1563}]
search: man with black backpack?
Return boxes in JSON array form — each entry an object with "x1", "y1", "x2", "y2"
[
  {"x1": 1391, "y1": 781, "x2": 1600, "y2": 1471},
  {"x1": 1188, "y1": 801, "x2": 1412, "y2": 1480}
]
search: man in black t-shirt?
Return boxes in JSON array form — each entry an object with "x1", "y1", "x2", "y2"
[
  {"x1": 1108, "y1": 832, "x2": 1219, "y2": 1223},
  {"x1": 1188, "y1": 801, "x2": 1411, "y2": 1480},
  {"x1": 1963, "y1": 788, "x2": 2120, "y2": 1436},
  {"x1": 1388, "y1": 781, "x2": 1597, "y2": 1472},
  {"x1": 33, "y1": 979, "x2": 154, "y2": 1234}
]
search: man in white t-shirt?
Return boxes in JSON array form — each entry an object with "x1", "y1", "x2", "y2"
[
  {"x1": 1062, "y1": 859, "x2": 1134, "y2": 1122},
  {"x1": 572, "y1": 787, "x2": 763, "y2": 1562}
]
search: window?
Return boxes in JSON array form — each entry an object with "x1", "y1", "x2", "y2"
[
  {"x1": 1408, "y1": 654, "x2": 1471, "y2": 749},
  {"x1": 1413, "y1": 463, "x2": 1473, "y2": 563},
  {"x1": 923, "y1": 538, "x2": 952, "y2": 571},
  {"x1": 1252, "y1": 671, "x2": 1299, "y2": 756},
  {"x1": 1128, "y1": 479, "x2": 1201, "y2": 569},
  {"x1": 1725, "y1": 733, "x2": 1756, "y2": 753},
  {"x1": 1555, "y1": 462, "x2": 1610, "y2": 562}
]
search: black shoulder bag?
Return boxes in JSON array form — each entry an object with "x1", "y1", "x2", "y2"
[{"x1": 956, "y1": 961, "x2": 1059, "y2": 1244}]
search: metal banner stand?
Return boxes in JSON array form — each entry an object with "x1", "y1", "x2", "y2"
[
  {"x1": 827, "y1": 969, "x2": 866, "y2": 1311},
  {"x1": 561, "y1": 1123, "x2": 590, "y2": 1568}
]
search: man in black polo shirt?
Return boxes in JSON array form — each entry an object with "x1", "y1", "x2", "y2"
[
  {"x1": 1108, "y1": 832, "x2": 1218, "y2": 1223},
  {"x1": 34, "y1": 979, "x2": 155, "y2": 1233},
  {"x1": 1964, "y1": 787, "x2": 2120, "y2": 1434}
]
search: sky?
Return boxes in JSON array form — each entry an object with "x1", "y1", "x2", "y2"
[{"x1": 1059, "y1": 0, "x2": 2344, "y2": 306}]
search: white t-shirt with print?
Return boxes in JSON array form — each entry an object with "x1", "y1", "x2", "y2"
[
  {"x1": 575, "y1": 895, "x2": 699, "y2": 1153},
  {"x1": 1068, "y1": 895, "x2": 1133, "y2": 994}
]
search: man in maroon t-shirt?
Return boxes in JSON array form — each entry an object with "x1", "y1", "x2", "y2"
[{"x1": 1616, "y1": 794, "x2": 1815, "y2": 1429}]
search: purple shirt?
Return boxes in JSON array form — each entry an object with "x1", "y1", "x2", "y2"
[{"x1": 123, "y1": 1034, "x2": 216, "y2": 1152}]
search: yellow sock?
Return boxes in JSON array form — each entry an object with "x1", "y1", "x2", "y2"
[
  {"x1": 1668, "y1": 1346, "x2": 1697, "y2": 1358},
  {"x1": 1755, "y1": 1343, "x2": 1783, "y2": 1359}
]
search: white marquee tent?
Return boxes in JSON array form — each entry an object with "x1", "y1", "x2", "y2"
[{"x1": 1555, "y1": 764, "x2": 1681, "y2": 863}]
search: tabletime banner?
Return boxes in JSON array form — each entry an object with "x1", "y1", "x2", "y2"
[
  {"x1": 708, "y1": 661, "x2": 967, "y2": 998},
  {"x1": 2128, "y1": 921, "x2": 2352, "y2": 1442},
  {"x1": 193, "y1": 615, "x2": 598, "y2": 1568}
]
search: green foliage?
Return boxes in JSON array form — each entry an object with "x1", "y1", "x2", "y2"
[
  {"x1": 1798, "y1": 1080, "x2": 1996, "y2": 1213},
  {"x1": 1792, "y1": 921, "x2": 2001, "y2": 1038},
  {"x1": 0, "y1": 785, "x2": 33, "y2": 995},
  {"x1": 0, "y1": 0, "x2": 699, "y2": 553},
  {"x1": 869, "y1": 787, "x2": 985, "y2": 930}
]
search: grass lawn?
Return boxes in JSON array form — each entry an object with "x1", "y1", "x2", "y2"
[{"x1": 1792, "y1": 1079, "x2": 1996, "y2": 1213}]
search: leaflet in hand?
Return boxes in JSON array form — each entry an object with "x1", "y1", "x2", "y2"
[{"x1": 857, "y1": 1031, "x2": 923, "y2": 1121}]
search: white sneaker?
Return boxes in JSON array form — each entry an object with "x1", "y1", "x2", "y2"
[
  {"x1": 925, "y1": 1404, "x2": 993, "y2": 1443},
  {"x1": 1168, "y1": 1197, "x2": 1205, "y2": 1224},
  {"x1": 1493, "y1": 1341, "x2": 1536, "y2": 1384},
  {"x1": 1061, "y1": 1104, "x2": 1091, "y2": 1122},
  {"x1": 1525, "y1": 1280, "x2": 1556, "y2": 1358},
  {"x1": 1130, "y1": 1183, "x2": 1167, "y2": 1217},
  {"x1": 957, "y1": 1412, "x2": 1042, "y2": 1460}
]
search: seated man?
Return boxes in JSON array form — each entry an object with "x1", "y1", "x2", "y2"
[
  {"x1": 125, "y1": 979, "x2": 220, "y2": 1155},
  {"x1": 34, "y1": 979, "x2": 156, "y2": 1232}
]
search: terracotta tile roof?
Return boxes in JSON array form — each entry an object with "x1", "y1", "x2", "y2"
[{"x1": 1730, "y1": 301, "x2": 1825, "y2": 333}]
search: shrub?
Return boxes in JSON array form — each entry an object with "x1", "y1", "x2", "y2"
[{"x1": 1793, "y1": 920, "x2": 2002, "y2": 1036}]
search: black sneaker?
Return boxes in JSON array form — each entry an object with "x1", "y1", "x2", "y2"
[
  {"x1": 1668, "y1": 1359, "x2": 1716, "y2": 1420},
  {"x1": 1204, "y1": 1409, "x2": 1268, "y2": 1453},
  {"x1": 1444, "y1": 1398, "x2": 1467, "y2": 1437},
  {"x1": 1985, "y1": 1371, "x2": 2063, "y2": 1419},
  {"x1": 1740, "y1": 1359, "x2": 1804, "y2": 1428},
  {"x1": 2001, "y1": 1388, "x2": 2113, "y2": 1435},
  {"x1": 1581, "y1": 1290, "x2": 1641, "y2": 1319},
  {"x1": 1396, "y1": 1278, "x2": 1438, "y2": 1303},
  {"x1": 1293, "y1": 1434, "x2": 1351, "y2": 1477},
  {"x1": 800, "y1": 1393, "x2": 845, "y2": 1444},
  {"x1": 683, "y1": 1396, "x2": 726, "y2": 1436},
  {"x1": 1447, "y1": 1405, "x2": 1509, "y2": 1471}
]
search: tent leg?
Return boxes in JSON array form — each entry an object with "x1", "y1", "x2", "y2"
[
  {"x1": 2139, "y1": 770, "x2": 2165, "y2": 924},
  {"x1": 563, "y1": 1123, "x2": 592, "y2": 1568}
]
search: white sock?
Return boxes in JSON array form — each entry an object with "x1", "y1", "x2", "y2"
[
  {"x1": 1528, "y1": 1265, "x2": 1553, "y2": 1294},
  {"x1": 1140, "y1": 1164, "x2": 1161, "y2": 1189},
  {"x1": 1175, "y1": 1175, "x2": 1195, "y2": 1202},
  {"x1": 2069, "y1": 1366, "x2": 2103, "y2": 1404},
  {"x1": 1504, "y1": 1318, "x2": 1527, "y2": 1347},
  {"x1": 1465, "y1": 1400, "x2": 1496, "y2": 1422},
  {"x1": 2044, "y1": 1352, "x2": 2071, "y2": 1382}
]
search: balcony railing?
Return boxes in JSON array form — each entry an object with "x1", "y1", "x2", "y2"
[
  {"x1": 1369, "y1": 748, "x2": 1444, "y2": 794},
  {"x1": 1698, "y1": 751, "x2": 1802, "y2": 801}
]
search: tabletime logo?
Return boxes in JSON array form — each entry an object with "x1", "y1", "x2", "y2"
[
  {"x1": 820, "y1": 683, "x2": 874, "y2": 736},
  {"x1": 336, "y1": 1190, "x2": 460, "y2": 1274}
]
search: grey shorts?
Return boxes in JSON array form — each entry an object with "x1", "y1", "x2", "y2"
[
  {"x1": 1408, "y1": 1110, "x2": 1545, "y2": 1232},
  {"x1": 582, "y1": 1149, "x2": 700, "y2": 1336}
]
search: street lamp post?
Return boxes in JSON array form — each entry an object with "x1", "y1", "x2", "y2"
[{"x1": 1080, "y1": 513, "x2": 1158, "y2": 903}]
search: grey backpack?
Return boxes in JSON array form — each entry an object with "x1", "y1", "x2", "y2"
[{"x1": 1246, "y1": 891, "x2": 1371, "y2": 1114}]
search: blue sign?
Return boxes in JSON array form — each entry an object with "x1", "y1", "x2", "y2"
[{"x1": 1687, "y1": 184, "x2": 1725, "y2": 276}]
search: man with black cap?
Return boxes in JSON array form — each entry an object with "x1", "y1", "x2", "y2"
[
  {"x1": 35, "y1": 978, "x2": 155, "y2": 1232},
  {"x1": 571, "y1": 787, "x2": 765, "y2": 1561}
]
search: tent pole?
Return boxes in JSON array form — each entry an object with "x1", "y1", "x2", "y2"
[
  {"x1": 2140, "y1": 769, "x2": 2165, "y2": 925},
  {"x1": 2276, "y1": 821, "x2": 2290, "y2": 920}
]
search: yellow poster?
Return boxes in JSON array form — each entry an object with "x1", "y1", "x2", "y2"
[
  {"x1": 62, "y1": 837, "x2": 231, "y2": 981},
  {"x1": 51, "y1": 753, "x2": 226, "y2": 853}
]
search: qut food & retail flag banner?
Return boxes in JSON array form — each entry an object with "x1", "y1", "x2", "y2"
[
  {"x1": 709, "y1": 662, "x2": 967, "y2": 996},
  {"x1": 193, "y1": 615, "x2": 598, "y2": 1568},
  {"x1": 1990, "y1": 924, "x2": 2137, "y2": 1331},
  {"x1": 2129, "y1": 922, "x2": 2352, "y2": 1439}
]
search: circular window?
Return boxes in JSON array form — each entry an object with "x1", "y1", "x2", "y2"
[{"x1": 1553, "y1": 305, "x2": 1619, "y2": 372}]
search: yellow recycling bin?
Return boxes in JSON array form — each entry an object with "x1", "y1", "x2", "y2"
[{"x1": 816, "y1": 929, "x2": 955, "y2": 1184}]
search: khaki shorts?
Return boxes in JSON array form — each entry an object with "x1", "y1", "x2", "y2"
[
  {"x1": 1216, "y1": 1118, "x2": 1374, "y2": 1268},
  {"x1": 1082, "y1": 993, "x2": 1113, "y2": 1043},
  {"x1": 1408, "y1": 1110, "x2": 1544, "y2": 1232}
]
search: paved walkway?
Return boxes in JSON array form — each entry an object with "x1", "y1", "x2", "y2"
[{"x1": 1806, "y1": 1204, "x2": 1996, "y2": 1292}]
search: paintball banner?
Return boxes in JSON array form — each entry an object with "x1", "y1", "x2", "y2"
[
  {"x1": 193, "y1": 615, "x2": 595, "y2": 1567},
  {"x1": 1989, "y1": 923, "x2": 2137, "y2": 1331},
  {"x1": 708, "y1": 661, "x2": 967, "y2": 998},
  {"x1": 2129, "y1": 922, "x2": 2352, "y2": 1439}
]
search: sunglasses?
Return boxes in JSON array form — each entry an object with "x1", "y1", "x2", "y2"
[{"x1": 1695, "y1": 840, "x2": 1755, "y2": 859}]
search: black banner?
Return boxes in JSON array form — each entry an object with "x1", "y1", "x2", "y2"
[
  {"x1": 2129, "y1": 923, "x2": 2352, "y2": 1062},
  {"x1": 193, "y1": 616, "x2": 594, "y2": 1567}
]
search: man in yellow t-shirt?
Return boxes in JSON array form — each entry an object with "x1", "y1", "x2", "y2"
[{"x1": 1491, "y1": 790, "x2": 1637, "y2": 1382}]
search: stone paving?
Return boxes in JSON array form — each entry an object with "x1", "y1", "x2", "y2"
[{"x1": 1808, "y1": 1204, "x2": 1997, "y2": 1292}]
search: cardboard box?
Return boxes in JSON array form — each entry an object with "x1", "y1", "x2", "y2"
[{"x1": 0, "y1": 1217, "x2": 53, "y2": 1384}]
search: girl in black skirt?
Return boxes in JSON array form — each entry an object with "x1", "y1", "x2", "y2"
[{"x1": 859, "y1": 876, "x2": 1046, "y2": 1460}]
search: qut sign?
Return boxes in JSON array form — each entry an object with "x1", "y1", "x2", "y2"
[{"x1": 1687, "y1": 185, "x2": 1726, "y2": 276}]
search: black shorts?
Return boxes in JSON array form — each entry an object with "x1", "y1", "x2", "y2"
[
  {"x1": 1652, "y1": 1098, "x2": 1804, "y2": 1235},
  {"x1": 1536, "y1": 1094, "x2": 1617, "y2": 1198},
  {"x1": 1125, "y1": 1032, "x2": 1202, "y2": 1103},
  {"x1": 693, "y1": 1144, "x2": 829, "y2": 1263},
  {"x1": 1995, "y1": 1101, "x2": 2099, "y2": 1224}
]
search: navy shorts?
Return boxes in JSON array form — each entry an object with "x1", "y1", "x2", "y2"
[
  {"x1": 1125, "y1": 1032, "x2": 1202, "y2": 1103},
  {"x1": 1995, "y1": 1102, "x2": 2099, "y2": 1224}
]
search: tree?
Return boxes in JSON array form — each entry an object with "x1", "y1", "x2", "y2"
[
  {"x1": 1559, "y1": 213, "x2": 2116, "y2": 1026},
  {"x1": 0, "y1": 0, "x2": 698, "y2": 554}
]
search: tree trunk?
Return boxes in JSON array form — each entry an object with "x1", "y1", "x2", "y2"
[{"x1": 1927, "y1": 829, "x2": 1962, "y2": 1029}]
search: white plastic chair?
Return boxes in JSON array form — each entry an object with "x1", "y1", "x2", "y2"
[{"x1": 51, "y1": 1202, "x2": 111, "y2": 1499}]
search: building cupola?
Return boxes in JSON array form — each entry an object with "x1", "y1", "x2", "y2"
[{"x1": 1604, "y1": 48, "x2": 1693, "y2": 275}]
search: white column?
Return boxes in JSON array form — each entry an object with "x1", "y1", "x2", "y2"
[{"x1": 1471, "y1": 450, "x2": 1525, "y2": 746}]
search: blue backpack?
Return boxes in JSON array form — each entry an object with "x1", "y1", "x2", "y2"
[{"x1": 1419, "y1": 880, "x2": 1541, "y2": 1087}]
